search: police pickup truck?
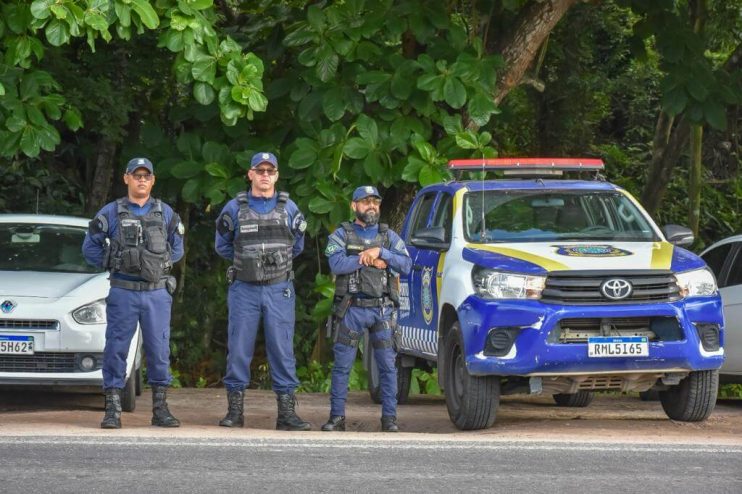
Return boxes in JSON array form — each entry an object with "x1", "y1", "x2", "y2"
[{"x1": 364, "y1": 158, "x2": 724, "y2": 430}]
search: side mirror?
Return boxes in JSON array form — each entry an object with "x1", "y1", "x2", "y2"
[
  {"x1": 410, "y1": 226, "x2": 449, "y2": 250},
  {"x1": 662, "y1": 224, "x2": 694, "y2": 247}
]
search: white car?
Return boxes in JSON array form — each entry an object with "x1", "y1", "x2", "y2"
[
  {"x1": 701, "y1": 235, "x2": 742, "y2": 383},
  {"x1": 0, "y1": 214, "x2": 142, "y2": 411}
]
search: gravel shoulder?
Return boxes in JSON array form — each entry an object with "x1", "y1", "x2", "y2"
[{"x1": 1, "y1": 388, "x2": 741, "y2": 445}]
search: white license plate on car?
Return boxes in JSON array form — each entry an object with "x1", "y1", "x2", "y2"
[
  {"x1": 0, "y1": 335, "x2": 34, "y2": 355},
  {"x1": 588, "y1": 336, "x2": 648, "y2": 357}
]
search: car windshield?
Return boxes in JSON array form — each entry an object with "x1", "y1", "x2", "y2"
[
  {"x1": 0, "y1": 223, "x2": 101, "y2": 273},
  {"x1": 463, "y1": 190, "x2": 660, "y2": 243}
]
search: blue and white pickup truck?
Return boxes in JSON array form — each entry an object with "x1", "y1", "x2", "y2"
[{"x1": 364, "y1": 158, "x2": 724, "y2": 430}]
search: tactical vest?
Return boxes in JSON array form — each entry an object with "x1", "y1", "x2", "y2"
[
  {"x1": 334, "y1": 222, "x2": 400, "y2": 303},
  {"x1": 109, "y1": 198, "x2": 172, "y2": 282},
  {"x1": 233, "y1": 191, "x2": 294, "y2": 283}
]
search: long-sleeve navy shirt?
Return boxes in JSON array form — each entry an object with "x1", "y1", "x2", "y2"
[{"x1": 325, "y1": 222, "x2": 412, "y2": 276}]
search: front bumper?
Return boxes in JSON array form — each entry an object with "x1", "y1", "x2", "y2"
[{"x1": 458, "y1": 295, "x2": 724, "y2": 376}]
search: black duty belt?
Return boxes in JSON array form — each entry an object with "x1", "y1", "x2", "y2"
[
  {"x1": 235, "y1": 271, "x2": 294, "y2": 286},
  {"x1": 351, "y1": 297, "x2": 390, "y2": 308},
  {"x1": 110, "y1": 278, "x2": 168, "y2": 291}
]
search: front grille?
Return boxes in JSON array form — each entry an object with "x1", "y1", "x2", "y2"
[
  {"x1": 0, "y1": 320, "x2": 60, "y2": 330},
  {"x1": 0, "y1": 352, "x2": 78, "y2": 372},
  {"x1": 542, "y1": 270, "x2": 681, "y2": 304},
  {"x1": 552, "y1": 316, "x2": 683, "y2": 343}
]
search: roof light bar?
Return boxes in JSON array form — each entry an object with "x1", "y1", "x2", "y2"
[{"x1": 448, "y1": 158, "x2": 604, "y2": 171}]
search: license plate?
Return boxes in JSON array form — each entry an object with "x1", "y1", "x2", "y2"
[
  {"x1": 0, "y1": 335, "x2": 34, "y2": 355},
  {"x1": 588, "y1": 336, "x2": 648, "y2": 358}
]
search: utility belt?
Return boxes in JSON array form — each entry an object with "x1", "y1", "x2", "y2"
[
  {"x1": 351, "y1": 296, "x2": 392, "y2": 308},
  {"x1": 228, "y1": 267, "x2": 293, "y2": 286},
  {"x1": 325, "y1": 295, "x2": 400, "y2": 351},
  {"x1": 110, "y1": 275, "x2": 176, "y2": 294}
]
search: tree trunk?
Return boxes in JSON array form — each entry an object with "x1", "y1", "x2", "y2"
[
  {"x1": 688, "y1": 125, "x2": 703, "y2": 236},
  {"x1": 493, "y1": 0, "x2": 579, "y2": 105},
  {"x1": 86, "y1": 140, "x2": 117, "y2": 215},
  {"x1": 640, "y1": 114, "x2": 690, "y2": 215}
]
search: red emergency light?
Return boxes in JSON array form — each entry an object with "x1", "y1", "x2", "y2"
[{"x1": 448, "y1": 158, "x2": 605, "y2": 171}]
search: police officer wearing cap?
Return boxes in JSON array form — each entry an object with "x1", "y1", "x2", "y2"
[
  {"x1": 215, "y1": 152, "x2": 311, "y2": 430},
  {"x1": 83, "y1": 157, "x2": 184, "y2": 429},
  {"x1": 322, "y1": 186, "x2": 412, "y2": 432}
]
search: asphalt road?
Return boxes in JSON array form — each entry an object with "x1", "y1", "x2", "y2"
[{"x1": 1, "y1": 436, "x2": 741, "y2": 494}]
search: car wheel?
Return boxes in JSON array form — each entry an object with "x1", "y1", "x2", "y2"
[
  {"x1": 135, "y1": 365, "x2": 143, "y2": 397},
  {"x1": 553, "y1": 391, "x2": 594, "y2": 407},
  {"x1": 365, "y1": 336, "x2": 412, "y2": 405},
  {"x1": 443, "y1": 322, "x2": 499, "y2": 430},
  {"x1": 660, "y1": 370, "x2": 718, "y2": 422},
  {"x1": 121, "y1": 370, "x2": 137, "y2": 413}
]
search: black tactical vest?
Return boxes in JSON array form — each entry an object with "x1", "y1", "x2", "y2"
[
  {"x1": 233, "y1": 191, "x2": 294, "y2": 283},
  {"x1": 109, "y1": 198, "x2": 172, "y2": 282},
  {"x1": 334, "y1": 222, "x2": 399, "y2": 303}
]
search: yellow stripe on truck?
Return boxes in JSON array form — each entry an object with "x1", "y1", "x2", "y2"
[
  {"x1": 650, "y1": 242, "x2": 674, "y2": 269},
  {"x1": 468, "y1": 244, "x2": 570, "y2": 271}
]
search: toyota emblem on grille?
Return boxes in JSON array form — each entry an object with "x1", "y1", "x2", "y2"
[
  {"x1": 1, "y1": 299, "x2": 17, "y2": 314},
  {"x1": 600, "y1": 279, "x2": 632, "y2": 300}
]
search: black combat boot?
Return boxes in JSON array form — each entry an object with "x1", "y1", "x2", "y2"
[
  {"x1": 276, "y1": 393, "x2": 311, "y2": 431},
  {"x1": 100, "y1": 388, "x2": 122, "y2": 429},
  {"x1": 321, "y1": 415, "x2": 346, "y2": 432},
  {"x1": 151, "y1": 385, "x2": 180, "y2": 427},
  {"x1": 219, "y1": 390, "x2": 245, "y2": 428},
  {"x1": 381, "y1": 415, "x2": 399, "y2": 432}
]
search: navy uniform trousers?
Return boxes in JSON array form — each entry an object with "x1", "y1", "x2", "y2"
[
  {"x1": 103, "y1": 286, "x2": 172, "y2": 389},
  {"x1": 330, "y1": 304, "x2": 397, "y2": 417},
  {"x1": 223, "y1": 279, "x2": 300, "y2": 393}
]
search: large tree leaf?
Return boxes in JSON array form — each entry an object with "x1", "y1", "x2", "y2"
[
  {"x1": 343, "y1": 137, "x2": 371, "y2": 159},
  {"x1": 130, "y1": 0, "x2": 159, "y2": 29},
  {"x1": 443, "y1": 77, "x2": 466, "y2": 109},
  {"x1": 193, "y1": 81, "x2": 215, "y2": 105},
  {"x1": 315, "y1": 45, "x2": 339, "y2": 83},
  {"x1": 308, "y1": 196, "x2": 336, "y2": 214},
  {"x1": 205, "y1": 162, "x2": 230, "y2": 179},
  {"x1": 356, "y1": 114, "x2": 378, "y2": 148},
  {"x1": 704, "y1": 100, "x2": 727, "y2": 131},
  {"x1": 322, "y1": 89, "x2": 346, "y2": 122},
  {"x1": 171, "y1": 160, "x2": 203, "y2": 179}
]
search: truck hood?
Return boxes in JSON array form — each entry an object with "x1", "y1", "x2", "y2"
[
  {"x1": 462, "y1": 241, "x2": 706, "y2": 274},
  {"x1": 0, "y1": 271, "x2": 109, "y2": 300}
]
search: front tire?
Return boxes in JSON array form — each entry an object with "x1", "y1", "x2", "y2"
[
  {"x1": 553, "y1": 391, "x2": 594, "y2": 407},
  {"x1": 443, "y1": 323, "x2": 499, "y2": 430},
  {"x1": 660, "y1": 370, "x2": 718, "y2": 422}
]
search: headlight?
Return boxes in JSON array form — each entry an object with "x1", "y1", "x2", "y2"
[
  {"x1": 72, "y1": 299, "x2": 107, "y2": 324},
  {"x1": 675, "y1": 268, "x2": 717, "y2": 298},
  {"x1": 472, "y1": 267, "x2": 546, "y2": 300}
]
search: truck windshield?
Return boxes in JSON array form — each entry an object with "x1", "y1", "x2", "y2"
[
  {"x1": 463, "y1": 190, "x2": 660, "y2": 243},
  {"x1": 0, "y1": 223, "x2": 102, "y2": 273}
]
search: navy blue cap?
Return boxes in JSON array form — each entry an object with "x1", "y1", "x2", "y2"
[
  {"x1": 352, "y1": 185, "x2": 381, "y2": 202},
  {"x1": 251, "y1": 152, "x2": 278, "y2": 169},
  {"x1": 126, "y1": 157, "x2": 154, "y2": 174}
]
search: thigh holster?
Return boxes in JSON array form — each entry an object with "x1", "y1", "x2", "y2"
[
  {"x1": 369, "y1": 320, "x2": 394, "y2": 350},
  {"x1": 335, "y1": 323, "x2": 361, "y2": 348}
]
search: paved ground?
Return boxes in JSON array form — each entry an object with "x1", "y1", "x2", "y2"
[{"x1": 1, "y1": 388, "x2": 741, "y2": 444}]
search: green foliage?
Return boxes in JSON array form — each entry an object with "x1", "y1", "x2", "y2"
[
  {"x1": 410, "y1": 368, "x2": 442, "y2": 395},
  {"x1": 296, "y1": 360, "x2": 367, "y2": 393},
  {"x1": 719, "y1": 384, "x2": 742, "y2": 399}
]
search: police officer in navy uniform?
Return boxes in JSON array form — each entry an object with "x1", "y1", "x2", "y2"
[
  {"x1": 83, "y1": 157, "x2": 184, "y2": 429},
  {"x1": 215, "y1": 152, "x2": 310, "y2": 430},
  {"x1": 322, "y1": 186, "x2": 412, "y2": 432}
]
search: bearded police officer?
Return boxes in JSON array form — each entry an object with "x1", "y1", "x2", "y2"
[
  {"x1": 83, "y1": 157, "x2": 184, "y2": 429},
  {"x1": 215, "y1": 152, "x2": 310, "y2": 430},
  {"x1": 322, "y1": 186, "x2": 412, "y2": 432}
]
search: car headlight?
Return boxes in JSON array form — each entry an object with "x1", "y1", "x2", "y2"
[
  {"x1": 472, "y1": 267, "x2": 546, "y2": 300},
  {"x1": 72, "y1": 299, "x2": 107, "y2": 324},
  {"x1": 675, "y1": 268, "x2": 717, "y2": 298}
]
